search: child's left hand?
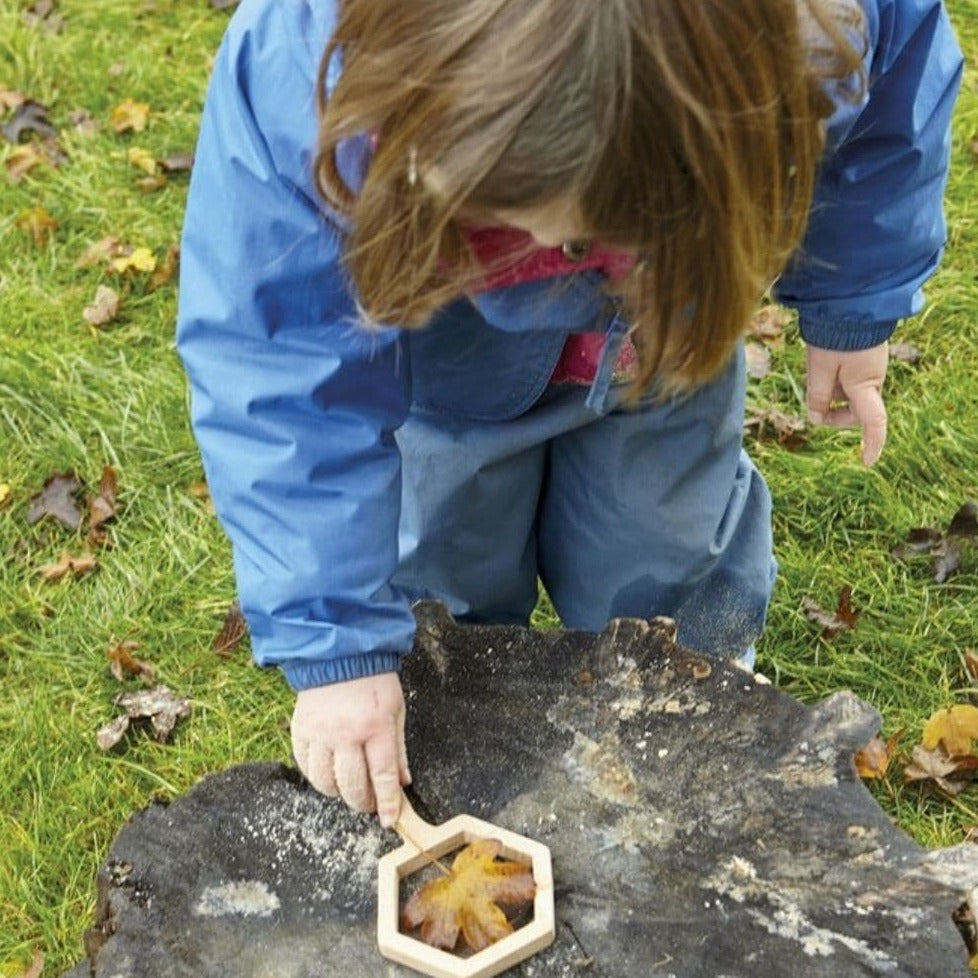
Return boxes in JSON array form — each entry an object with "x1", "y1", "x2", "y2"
[{"x1": 805, "y1": 342, "x2": 889, "y2": 467}]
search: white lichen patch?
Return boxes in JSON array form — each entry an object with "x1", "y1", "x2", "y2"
[
  {"x1": 704, "y1": 856, "x2": 899, "y2": 971},
  {"x1": 563, "y1": 731, "x2": 639, "y2": 807},
  {"x1": 195, "y1": 880, "x2": 280, "y2": 918}
]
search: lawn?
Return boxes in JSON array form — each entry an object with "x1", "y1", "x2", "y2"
[{"x1": 0, "y1": 1, "x2": 976, "y2": 974}]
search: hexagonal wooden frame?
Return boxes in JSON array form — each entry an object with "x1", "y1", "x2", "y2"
[{"x1": 377, "y1": 796, "x2": 555, "y2": 978}]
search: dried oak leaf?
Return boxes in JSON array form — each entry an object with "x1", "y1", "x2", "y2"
[
  {"x1": 802, "y1": 586, "x2": 859, "y2": 638},
  {"x1": 39, "y1": 551, "x2": 96, "y2": 581},
  {"x1": 149, "y1": 243, "x2": 179, "y2": 290},
  {"x1": 748, "y1": 304, "x2": 791, "y2": 348},
  {"x1": 903, "y1": 744, "x2": 978, "y2": 796},
  {"x1": 160, "y1": 152, "x2": 194, "y2": 173},
  {"x1": 949, "y1": 501, "x2": 978, "y2": 540},
  {"x1": 963, "y1": 649, "x2": 978, "y2": 682},
  {"x1": 922, "y1": 704, "x2": 978, "y2": 757},
  {"x1": 88, "y1": 465, "x2": 119, "y2": 534},
  {"x1": 854, "y1": 729, "x2": 903, "y2": 780},
  {"x1": 401, "y1": 838, "x2": 536, "y2": 952},
  {"x1": 744, "y1": 408, "x2": 807, "y2": 450},
  {"x1": 96, "y1": 685, "x2": 191, "y2": 750},
  {"x1": 213, "y1": 600, "x2": 248, "y2": 656},
  {"x1": 0, "y1": 99, "x2": 57, "y2": 143},
  {"x1": 27, "y1": 472, "x2": 84, "y2": 530},
  {"x1": 107, "y1": 640, "x2": 155, "y2": 683},
  {"x1": 76, "y1": 236, "x2": 123, "y2": 268},
  {"x1": 82, "y1": 285, "x2": 120, "y2": 327},
  {"x1": 4, "y1": 143, "x2": 53, "y2": 183}
]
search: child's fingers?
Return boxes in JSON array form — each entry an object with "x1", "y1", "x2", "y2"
[
  {"x1": 366, "y1": 730, "x2": 404, "y2": 829},
  {"x1": 334, "y1": 744, "x2": 376, "y2": 813},
  {"x1": 847, "y1": 383, "x2": 887, "y2": 466},
  {"x1": 302, "y1": 742, "x2": 338, "y2": 797}
]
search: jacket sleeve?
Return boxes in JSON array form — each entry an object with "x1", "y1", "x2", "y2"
[
  {"x1": 176, "y1": 0, "x2": 415, "y2": 691},
  {"x1": 774, "y1": 0, "x2": 963, "y2": 350}
]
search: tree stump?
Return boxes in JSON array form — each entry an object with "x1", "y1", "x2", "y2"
[{"x1": 67, "y1": 603, "x2": 978, "y2": 977}]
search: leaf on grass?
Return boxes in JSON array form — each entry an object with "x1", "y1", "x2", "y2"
[
  {"x1": 948, "y1": 501, "x2": 978, "y2": 540},
  {"x1": 802, "y1": 586, "x2": 859, "y2": 638},
  {"x1": 0, "y1": 483, "x2": 11, "y2": 508},
  {"x1": 107, "y1": 640, "x2": 155, "y2": 682},
  {"x1": 127, "y1": 146, "x2": 157, "y2": 175},
  {"x1": 889, "y1": 342, "x2": 922, "y2": 365},
  {"x1": 401, "y1": 838, "x2": 536, "y2": 952},
  {"x1": 964, "y1": 650, "x2": 978, "y2": 682},
  {"x1": 0, "y1": 99, "x2": 57, "y2": 143},
  {"x1": 922, "y1": 705, "x2": 978, "y2": 757},
  {"x1": 4, "y1": 143, "x2": 53, "y2": 183},
  {"x1": 854, "y1": 729, "x2": 903, "y2": 780},
  {"x1": 23, "y1": 0, "x2": 65, "y2": 33},
  {"x1": 39, "y1": 551, "x2": 97, "y2": 581},
  {"x1": 68, "y1": 107, "x2": 98, "y2": 135},
  {"x1": 149, "y1": 243, "x2": 179, "y2": 290},
  {"x1": 82, "y1": 285, "x2": 120, "y2": 327},
  {"x1": 96, "y1": 685, "x2": 191, "y2": 749},
  {"x1": 743, "y1": 408, "x2": 807, "y2": 450},
  {"x1": 110, "y1": 246, "x2": 156, "y2": 274},
  {"x1": 110, "y1": 98, "x2": 150, "y2": 134},
  {"x1": 136, "y1": 174, "x2": 168, "y2": 194},
  {"x1": 161, "y1": 152, "x2": 194, "y2": 173},
  {"x1": 27, "y1": 472, "x2": 84, "y2": 529},
  {"x1": 748, "y1": 304, "x2": 791, "y2": 349},
  {"x1": 903, "y1": 744, "x2": 978, "y2": 796},
  {"x1": 0, "y1": 86, "x2": 26, "y2": 112},
  {"x1": 932, "y1": 538, "x2": 961, "y2": 585},
  {"x1": 15, "y1": 206, "x2": 57, "y2": 245},
  {"x1": 213, "y1": 600, "x2": 248, "y2": 656},
  {"x1": 744, "y1": 341, "x2": 772, "y2": 380},
  {"x1": 76, "y1": 236, "x2": 122, "y2": 268}
]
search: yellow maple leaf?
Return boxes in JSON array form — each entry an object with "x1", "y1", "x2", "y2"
[
  {"x1": 110, "y1": 98, "x2": 150, "y2": 134},
  {"x1": 4, "y1": 144, "x2": 50, "y2": 184},
  {"x1": 110, "y1": 247, "x2": 157, "y2": 274},
  {"x1": 922, "y1": 704, "x2": 978, "y2": 757},
  {"x1": 401, "y1": 838, "x2": 535, "y2": 952},
  {"x1": 127, "y1": 146, "x2": 158, "y2": 174},
  {"x1": 0, "y1": 484, "x2": 11, "y2": 507},
  {"x1": 15, "y1": 206, "x2": 58, "y2": 246}
]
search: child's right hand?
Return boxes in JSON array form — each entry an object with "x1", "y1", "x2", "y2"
[{"x1": 290, "y1": 672, "x2": 411, "y2": 828}]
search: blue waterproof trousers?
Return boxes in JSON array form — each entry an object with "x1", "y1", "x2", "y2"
[{"x1": 393, "y1": 347, "x2": 776, "y2": 658}]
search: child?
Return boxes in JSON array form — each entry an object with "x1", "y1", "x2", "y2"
[{"x1": 176, "y1": 0, "x2": 962, "y2": 828}]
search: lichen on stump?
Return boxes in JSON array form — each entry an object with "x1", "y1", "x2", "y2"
[{"x1": 67, "y1": 602, "x2": 978, "y2": 977}]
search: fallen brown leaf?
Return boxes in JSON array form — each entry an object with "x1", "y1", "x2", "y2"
[
  {"x1": 96, "y1": 685, "x2": 191, "y2": 750},
  {"x1": 743, "y1": 408, "x2": 807, "y2": 450},
  {"x1": 15, "y1": 206, "x2": 57, "y2": 246},
  {"x1": 161, "y1": 152, "x2": 194, "y2": 173},
  {"x1": 39, "y1": 551, "x2": 97, "y2": 581},
  {"x1": 949, "y1": 501, "x2": 978, "y2": 540},
  {"x1": 0, "y1": 86, "x2": 26, "y2": 112},
  {"x1": 5, "y1": 143, "x2": 52, "y2": 183},
  {"x1": 27, "y1": 472, "x2": 84, "y2": 530},
  {"x1": 854, "y1": 729, "x2": 903, "y2": 780},
  {"x1": 964, "y1": 650, "x2": 978, "y2": 682},
  {"x1": 802, "y1": 586, "x2": 859, "y2": 638},
  {"x1": 82, "y1": 285, "x2": 120, "y2": 327},
  {"x1": 903, "y1": 744, "x2": 978, "y2": 796},
  {"x1": 0, "y1": 99, "x2": 57, "y2": 142},
  {"x1": 23, "y1": 0, "x2": 65, "y2": 33},
  {"x1": 136, "y1": 174, "x2": 168, "y2": 194},
  {"x1": 76, "y1": 236, "x2": 123, "y2": 268},
  {"x1": 213, "y1": 600, "x2": 248, "y2": 656},
  {"x1": 149, "y1": 243, "x2": 179, "y2": 290},
  {"x1": 107, "y1": 640, "x2": 155, "y2": 683},
  {"x1": 748, "y1": 304, "x2": 791, "y2": 348}
]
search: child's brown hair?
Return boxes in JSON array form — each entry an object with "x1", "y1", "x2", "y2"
[{"x1": 315, "y1": 0, "x2": 866, "y2": 395}]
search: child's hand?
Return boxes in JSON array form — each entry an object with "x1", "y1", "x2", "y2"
[
  {"x1": 805, "y1": 342, "x2": 889, "y2": 466},
  {"x1": 291, "y1": 672, "x2": 411, "y2": 828}
]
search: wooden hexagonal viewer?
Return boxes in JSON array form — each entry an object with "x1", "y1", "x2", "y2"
[{"x1": 377, "y1": 796, "x2": 555, "y2": 978}]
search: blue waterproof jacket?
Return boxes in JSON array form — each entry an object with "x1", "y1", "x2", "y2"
[{"x1": 176, "y1": 0, "x2": 963, "y2": 691}]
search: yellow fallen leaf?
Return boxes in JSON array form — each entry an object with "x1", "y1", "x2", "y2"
[
  {"x1": 110, "y1": 246, "x2": 156, "y2": 274},
  {"x1": 4, "y1": 144, "x2": 50, "y2": 183},
  {"x1": 922, "y1": 704, "x2": 978, "y2": 757},
  {"x1": 110, "y1": 97, "x2": 149, "y2": 134},
  {"x1": 0, "y1": 484, "x2": 11, "y2": 507},
  {"x1": 15, "y1": 206, "x2": 58, "y2": 245},
  {"x1": 127, "y1": 146, "x2": 157, "y2": 174}
]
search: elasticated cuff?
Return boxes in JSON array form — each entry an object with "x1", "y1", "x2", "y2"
[
  {"x1": 280, "y1": 650, "x2": 404, "y2": 691},
  {"x1": 798, "y1": 317, "x2": 897, "y2": 352}
]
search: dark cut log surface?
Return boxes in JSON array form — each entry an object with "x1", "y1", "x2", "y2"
[{"x1": 66, "y1": 602, "x2": 978, "y2": 978}]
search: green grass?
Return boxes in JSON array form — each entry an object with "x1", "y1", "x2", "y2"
[{"x1": 1, "y1": 0, "x2": 977, "y2": 974}]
